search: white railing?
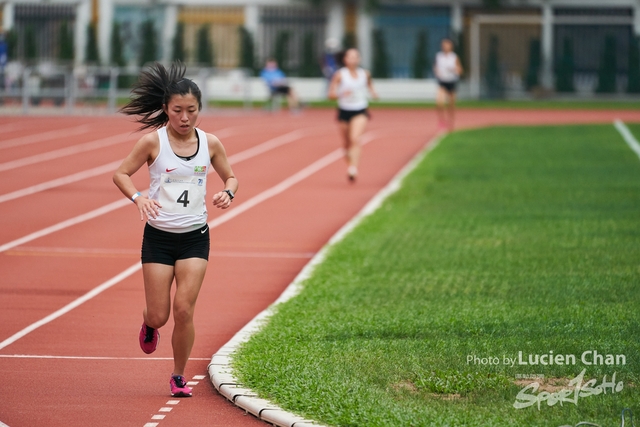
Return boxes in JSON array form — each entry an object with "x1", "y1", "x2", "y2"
[{"x1": 0, "y1": 62, "x2": 254, "y2": 114}]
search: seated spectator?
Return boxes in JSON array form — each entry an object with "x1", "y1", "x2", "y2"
[{"x1": 260, "y1": 58, "x2": 299, "y2": 110}]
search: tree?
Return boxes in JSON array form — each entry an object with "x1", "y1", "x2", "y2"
[
  {"x1": 525, "y1": 38, "x2": 541, "y2": 90},
  {"x1": 596, "y1": 35, "x2": 617, "y2": 93},
  {"x1": 482, "y1": 0, "x2": 502, "y2": 9},
  {"x1": 110, "y1": 22, "x2": 125, "y2": 66},
  {"x1": 25, "y1": 25, "x2": 38, "y2": 61},
  {"x1": 85, "y1": 23, "x2": 100, "y2": 64},
  {"x1": 342, "y1": 32, "x2": 356, "y2": 50},
  {"x1": 412, "y1": 30, "x2": 429, "y2": 78},
  {"x1": 239, "y1": 27, "x2": 256, "y2": 75},
  {"x1": 628, "y1": 35, "x2": 640, "y2": 93},
  {"x1": 111, "y1": 21, "x2": 134, "y2": 89},
  {"x1": 6, "y1": 29, "x2": 17, "y2": 61},
  {"x1": 372, "y1": 28, "x2": 390, "y2": 78},
  {"x1": 455, "y1": 31, "x2": 465, "y2": 72},
  {"x1": 300, "y1": 32, "x2": 319, "y2": 77},
  {"x1": 555, "y1": 37, "x2": 574, "y2": 93},
  {"x1": 274, "y1": 31, "x2": 290, "y2": 73},
  {"x1": 139, "y1": 19, "x2": 158, "y2": 66},
  {"x1": 59, "y1": 21, "x2": 74, "y2": 62},
  {"x1": 196, "y1": 25, "x2": 214, "y2": 66},
  {"x1": 172, "y1": 22, "x2": 186, "y2": 62},
  {"x1": 485, "y1": 35, "x2": 503, "y2": 98}
]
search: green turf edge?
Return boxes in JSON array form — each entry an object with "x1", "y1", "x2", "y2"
[{"x1": 231, "y1": 123, "x2": 640, "y2": 427}]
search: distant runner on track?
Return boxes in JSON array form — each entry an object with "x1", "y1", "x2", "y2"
[
  {"x1": 328, "y1": 48, "x2": 378, "y2": 182},
  {"x1": 113, "y1": 62, "x2": 238, "y2": 398},
  {"x1": 434, "y1": 37, "x2": 463, "y2": 130}
]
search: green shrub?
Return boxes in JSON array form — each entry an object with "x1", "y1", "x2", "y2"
[
  {"x1": 412, "y1": 30, "x2": 429, "y2": 79},
  {"x1": 372, "y1": 28, "x2": 390, "y2": 78},
  {"x1": 596, "y1": 35, "x2": 617, "y2": 93}
]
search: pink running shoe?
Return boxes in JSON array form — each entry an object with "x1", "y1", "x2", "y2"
[
  {"x1": 139, "y1": 323, "x2": 159, "y2": 354},
  {"x1": 170, "y1": 375, "x2": 193, "y2": 397}
]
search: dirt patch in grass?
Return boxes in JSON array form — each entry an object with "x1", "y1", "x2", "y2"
[{"x1": 391, "y1": 381, "x2": 419, "y2": 393}]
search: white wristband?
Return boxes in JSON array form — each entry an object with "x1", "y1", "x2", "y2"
[{"x1": 131, "y1": 192, "x2": 142, "y2": 202}]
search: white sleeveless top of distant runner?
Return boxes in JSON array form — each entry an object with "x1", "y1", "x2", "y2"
[
  {"x1": 147, "y1": 127, "x2": 210, "y2": 233},
  {"x1": 337, "y1": 67, "x2": 368, "y2": 111},
  {"x1": 434, "y1": 51, "x2": 459, "y2": 83}
]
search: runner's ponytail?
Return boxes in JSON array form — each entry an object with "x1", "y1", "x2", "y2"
[{"x1": 121, "y1": 62, "x2": 202, "y2": 131}]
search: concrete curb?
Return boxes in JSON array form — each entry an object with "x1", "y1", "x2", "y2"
[{"x1": 208, "y1": 131, "x2": 446, "y2": 427}]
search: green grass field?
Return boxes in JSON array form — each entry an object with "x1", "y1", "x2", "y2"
[{"x1": 233, "y1": 123, "x2": 640, "y2": 426}]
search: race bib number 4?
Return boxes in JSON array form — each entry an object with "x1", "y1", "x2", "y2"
[{"x1": 158, "y1": 174, "x2": 206, "y2": 215}]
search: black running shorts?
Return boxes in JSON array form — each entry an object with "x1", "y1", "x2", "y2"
[
  {"x1": 141, "y1": 223, "x2": 210, "y2": 266},
  {"x1": 337, "y1": 108, "x2": 369, "y2": 123},
  {"x1": 438, "y1": 80, "x2": 457, "y2": 94}
]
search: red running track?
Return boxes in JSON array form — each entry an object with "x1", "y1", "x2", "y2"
[{"x1": 0, "y1": 108, "x2": 638, "y2": 427}]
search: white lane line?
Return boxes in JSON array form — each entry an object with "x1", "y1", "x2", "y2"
[
  {"x1": 158, "y1": 408, "x2": 172, "y2": 413},
  {"x1": 0, "y1": 128, "x2": 318, "y2": 252},
  {"x1": 0, "y1": 124, "x2": 90, "y2": 150},
  {"x1": 0, "y1": 132, "x2": 131, "y2": 172},
  {"x1": 2, "y1": 122, "x2": 32, "y2": 133},
  {"x1": 0, "y1": 264, "x2": 141, "y2": 350},
  {"x1": 6, "y1": 246, "x2": 315, "y2": 259},
  {"x1": 0, "y1": 198, "x2": 131, "y2": 254},
  {"x1": 5, "y1": 246, "x2": 139, "y2": 255},
  {"x1": 0, "y1": 354, "x2": 211, "y2": 360},
  {"x1": 0, "y1": 421, "x2": 9, "y2": 427},
  {"x1": 0, "y1": 160, "x2": 122, "y2": 204},
  {"x1": 0, "y1": 130, "x2": 387, "y2": 350},
  {"x1": 225, "y1": 128, "x2": 308, "y2": 163},
  {"x1": 151, "y1": 415, "x2": 165, "y2": 420},
  {"x1": 614, "y1": 119, "x2": 640, "y2": 160},
  {"x1": 0, "y1": 126, "x2": 238, "y2": 202}
]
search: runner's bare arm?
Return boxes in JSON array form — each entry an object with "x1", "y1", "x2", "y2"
[
  {"x1": 113, "y1": 133, "x2": 162, "y2": 221},
  {"x1": 328, "y1": 72, "x2": 342, "y2": 100},
  {"x1": 456, "y1": 57, "x2": 464, "y2": 77},
  {"x1": 366, "y1": 70, "x2": 379, "y2": 100},
  {"x1": 208, "y1": 133, "x2": 238, "y2": 210}
]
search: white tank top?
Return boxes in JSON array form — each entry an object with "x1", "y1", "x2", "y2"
[
  {"x1": 147, "y1": 127, "x2": 210, "y2": 233},
  {"x1": 435, "y1": 52, "x2": 459, "y2": 83},
  {"x1": 338, "y1": 67, "x2": 368, "y2": 111}
]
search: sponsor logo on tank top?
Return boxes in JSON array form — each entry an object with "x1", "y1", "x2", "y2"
[
  {"x1": 194, "y1": 166, "x2": 207, "y2": 175},
  {"x1": 166, "y1": 167, "x2": 177, "y2": 172}
]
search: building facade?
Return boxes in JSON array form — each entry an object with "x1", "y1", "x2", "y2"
[{"x1": 2, "y1": 0, "x2": 639, "y2": 96}]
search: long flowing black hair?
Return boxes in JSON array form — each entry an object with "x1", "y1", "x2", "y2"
[{"x1": 120, "y1": 62, "x2": 202, "y2": 131}]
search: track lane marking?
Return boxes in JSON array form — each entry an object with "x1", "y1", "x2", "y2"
[
  {"x1": 614, "y1": 119, "x2": 640, "y2": 159},
  {"x1": 0, "y1": 160, "x2": 122, "y2": 204},
  {"x1": 0, "y1": 130, "x2": 387, "y2": 350},
  {"x1": 0, "y1": 354, "x2": 210, "y2": 360},
  {"x1": 0, "y1": 128, "x2": 320, "y2": 252},
  {"x1": 4, "y1": 246, "x2": 315, "y2": 259},
  {"x1": 0, "y1": 127, "x2": 238, "y2": 203},
  {"x1": 1, "y1": 122, "x2": 34, "y2": 133},
  {"x1": 0, "y1": 132, "x2": 132, "y2": 172},
  {"x1": 0, "y1": 124, "x2": 91, "y2": 150}
]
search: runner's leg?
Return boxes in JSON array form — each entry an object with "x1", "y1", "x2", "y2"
[
  {"x1": 347, "y1": 114, "x2": 368, "y2": 170},
  {"x1": 142, "y1": 263, "x2": 174, "y2": 329},
  {"x1": 171, "y1": 257, "x2": 207, "y2": 376}
]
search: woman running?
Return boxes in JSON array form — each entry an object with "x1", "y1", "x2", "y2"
[
  {"x1": 328, "y1": 48, "x2": 378, "y2": 182},
  {"x1": 113, "y1": 62, "x2": 238, "y2": 397},
  {"x1": 434, "y1": 38, "x2": 463, "y2": 130}
]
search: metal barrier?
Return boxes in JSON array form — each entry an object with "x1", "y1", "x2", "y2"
[{"x1": 0, "y1": 63, "x2": 253, "y2": 114}]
